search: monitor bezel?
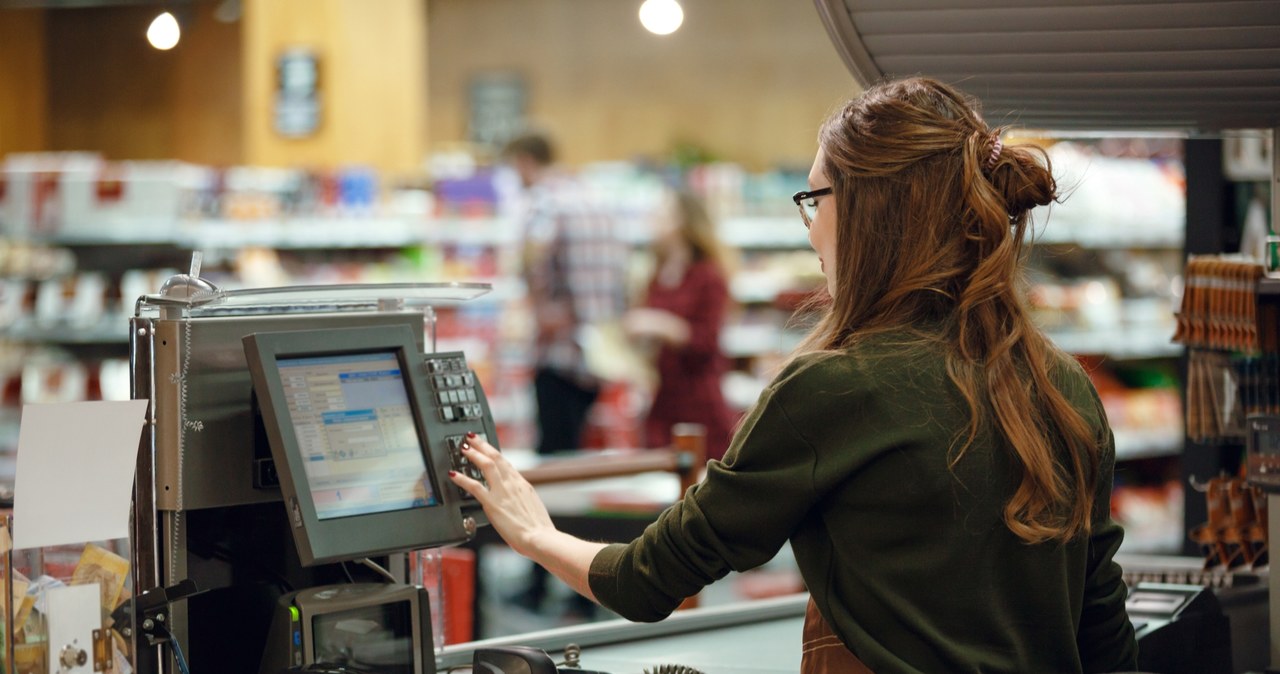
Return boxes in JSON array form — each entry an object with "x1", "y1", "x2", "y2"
[{"x1": 244, "y1": 324, "x2": 469, "y2": 566}]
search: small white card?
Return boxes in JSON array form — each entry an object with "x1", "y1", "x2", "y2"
[{"x1": 13, "y1": 400, "x2": 149, "y2": 551}]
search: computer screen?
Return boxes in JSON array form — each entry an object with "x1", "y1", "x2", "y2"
[
  {"x1": 277, "y1": 352, "x2": 436, "y2": 520},
  {"x1": 259, "y1": 582, "x2": 433, "y2": 674},
  {"x1": 244, "y1": 324, "x2": 479, "y2": 566},
  {"x1": 311, "y1": 596, "x2": 415, "y2": 673}
]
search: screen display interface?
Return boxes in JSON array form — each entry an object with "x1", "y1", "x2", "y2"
[
  {"x1": 278, "y1": 352, "x2": 436, "y2": 520},
  {"x1": 312, "y1": 600, "x2": 414, "y2": 674}
]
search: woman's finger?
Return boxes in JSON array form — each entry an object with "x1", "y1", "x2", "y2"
[
  {"x1": 461, "y1": 436, "x2": 514, "y2": 480},
  {"x1": 465, "y1": 433, "x2": 502, "y2": 460},
  {"x1": 449, "y1": 469, "x2": 488, "y2": 503},
  {"x1": 459, "y1": 440, "x2": 498, "y2": 477}
]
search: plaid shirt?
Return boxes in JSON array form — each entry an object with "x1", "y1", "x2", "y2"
[{"x1": 519, "y1": 174, "x2": 628, "y2": 386}]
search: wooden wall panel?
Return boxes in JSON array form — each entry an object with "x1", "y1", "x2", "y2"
[
  {"x1": 41, "y1": 3, "x2": 242, "y2": 164},
  {"x1": 425, "y1": 0, "x2": 858, "y2": 170},
  {"x1": 46, "y1": 6, "x2": 179, "y2": 159},
  {"x1": 14, "y1": 0, "x2": 852, "y2": 172},
  {"x1": 172, "y1": 2, "x2": 244, "y2": 166},
  {"x1": 242, "y1": 0, "x2": 428, "y2": 175},
  {"x1": 0, "y1": 9, "x2": 48, "y2": 155}
]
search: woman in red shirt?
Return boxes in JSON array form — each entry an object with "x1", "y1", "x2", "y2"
[{"x1": 623, "y1": 189, "x2": 738, "y2": 460}]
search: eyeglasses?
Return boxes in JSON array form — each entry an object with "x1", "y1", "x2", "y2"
[{"x1": 792, "y1": 187, "x2": 832, "y2": 229}]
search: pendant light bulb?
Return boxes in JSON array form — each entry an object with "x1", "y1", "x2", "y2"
[
  {"x1": 147, "y1": 11, "x2": 181, "y2": 50},
  {"x1": 639, "y1": 0, "x2": 683, "y2": 36}
]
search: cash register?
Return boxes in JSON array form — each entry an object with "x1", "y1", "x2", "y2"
[{"x1": 244, "y1": 325, "x2": 503, "y2": 674}]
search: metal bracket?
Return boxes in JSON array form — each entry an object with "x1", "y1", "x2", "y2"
[{"x1": 92, "y1": 628, "x2": 113, "y2": 671}]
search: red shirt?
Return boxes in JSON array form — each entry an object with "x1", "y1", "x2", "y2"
[{"x1": 642, "y1": 259, "x2": 738, "y2": 461}]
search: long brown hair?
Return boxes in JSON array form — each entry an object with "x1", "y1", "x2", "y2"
[{"x1": 797, "y1": 77, "x2": 1100, "y2": 544}]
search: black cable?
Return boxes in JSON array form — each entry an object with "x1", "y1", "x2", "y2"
[{"x1": 154, "y1": 623, "x2": 192, "y2": 674}]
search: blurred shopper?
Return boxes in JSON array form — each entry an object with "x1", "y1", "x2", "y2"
[
  {"x1": 502, "y1": 131, "x2": 627, "y2": 616},
  {"x1": 624, "y1": 189, "x2": 737, "y2": 460},
  {"x1": 504, "y1": 132, "x2": 628, "y2": 455}
]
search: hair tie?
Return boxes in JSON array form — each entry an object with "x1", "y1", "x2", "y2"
[{"x1": 984, "y1": 136, "x2": 1003, "y2": 173}]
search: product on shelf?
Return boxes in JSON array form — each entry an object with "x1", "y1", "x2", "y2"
[
  {"x1": 1187, "y1": 475, "x2": 1268, "y2": 571},
  {"x1": 1173, "y1": 256, "x2": 1271, "y2": 442},
  {"x1": 1112, "y1": 476, "x2": 1185, "y2": 554}
]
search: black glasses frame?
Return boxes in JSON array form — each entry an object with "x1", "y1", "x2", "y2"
[{"x1": 792, "y1": 187, "x2": 832, "y2": 229}]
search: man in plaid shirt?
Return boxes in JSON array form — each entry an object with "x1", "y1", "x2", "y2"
[{"x1": 505, "y1": 133, "x2": 628, "y2": 455}]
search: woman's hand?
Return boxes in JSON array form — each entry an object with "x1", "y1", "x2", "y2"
[
  {"x1": 448, "y1": 435, "x2": 608, "y2": 602},
  {"x1": 448, "y1": 435, "x2": 556, "y2": 559},
  {"x1": 622, "y1": 307, "x2": 690, "y2": 345}
]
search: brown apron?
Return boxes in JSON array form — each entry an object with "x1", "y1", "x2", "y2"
[{"x1": 802, "y1": 597, "x2": 874, "y2": 674}]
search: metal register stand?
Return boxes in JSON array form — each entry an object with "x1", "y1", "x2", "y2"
[{"x1": 127, "y1": 277, "x2": 490, "y2": 674}]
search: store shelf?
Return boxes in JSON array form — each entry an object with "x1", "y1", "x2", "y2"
[
  {"x1": 1045, "y1": 328, "x2": 1181, "y2": 360},
  {"x1": 184, "y1": 217, "x2": 429, "y2": 250},
  {"x1": 1031, "y1": 220, "x2": 1183, "y2": 250},
  {"x1": 25, "y1": 216, "x2": 513, "y2": 251},
  {"x1": 3, "y1": 315, "x2": 130, "y2": 345},
  {"x1": 723, "y1": 323, "x2": 1182, "y2": 362},
  {"x1": 1113, "y1": 428, "x2": 1183, "y2": 461},
  {"x1": 22, "y1": 215, "x2": 811, "y2": 251},
  {"x1": 720, "y1": 323, "x2": 804, "y2": 359},
  {"x1": 22, "y1": 212, "x2": 1186, "y2": 254},
  {"x1": 719, "y1": 217, "x2": 810, "y2": 249}
]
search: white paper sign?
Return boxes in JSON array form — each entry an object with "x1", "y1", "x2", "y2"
[{"x1": 13, "y1": 400, "x2": 149, "y2": 551}]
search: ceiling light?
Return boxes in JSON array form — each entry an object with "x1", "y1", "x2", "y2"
[
  {"x1": 147, "y1": 11, "x2": 180, "y2": 50},
  {"x1": 639, "y1": 0, "x2": 683, "y2": 36}
]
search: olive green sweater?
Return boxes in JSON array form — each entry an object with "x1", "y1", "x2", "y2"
[{"x1": 588, "y1": 340, "x2": 1138, "y2": 673}]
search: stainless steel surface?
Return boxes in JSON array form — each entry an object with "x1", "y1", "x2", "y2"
[
  {"x1": 811, "y1": 0, "x2": 1280, "y2": 131},
  {"x1": 439, "y1": 594, "x2": 808, "y2": 672},
  {"x1": 129, "y1": 317, "x2": 163, "y2": 674},
  {"x1": 126, "y1": 283, "x2": 483, "y2": 673},
  {"x1": 135, "y1": 281, "x2": 490, "y2": 318}
]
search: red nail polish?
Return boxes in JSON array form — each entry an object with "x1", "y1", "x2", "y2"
[
  {"x1": 466, "y1": 431, "x2": 477, "y2": 438},
  {"x1": 460, "y1": 441, "x2": 471, "y2": 451},
  {"x1": 448, "y1": 470, "x2": 457, "y2": 477}
]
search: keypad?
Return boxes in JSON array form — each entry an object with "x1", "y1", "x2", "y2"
[
  {"x1": 426, "y1": 356, "x2": 484, "y2": 423},
  {"x1": 446, "y1": 432, "x2": 489, "y2": 498}
]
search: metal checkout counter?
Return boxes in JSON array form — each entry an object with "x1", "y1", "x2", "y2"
[
  {"x1": 126, "y1": 275, "x2": 503, "y2": 674},
  {"x1": 123, "y1": 271, "x2": 780, "y2": 674}
]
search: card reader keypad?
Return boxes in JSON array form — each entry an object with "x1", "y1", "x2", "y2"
[
  {"x1": 425, "y1": 353, "x2": 497, "y2": 508},
  {"x1": 446, "y1": 433, "x2": 489, "y2": 498},
  {"x1": 426, "y1": 356, "x2": 484, "y2": 423}
]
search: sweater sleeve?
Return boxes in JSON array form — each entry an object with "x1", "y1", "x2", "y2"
[
  {"x1": 589, "y1": 354, "x2": 843, "y2": 622},
  {"x1": 1076, "y1": 429, "x2": 1140, "y2": 672}
]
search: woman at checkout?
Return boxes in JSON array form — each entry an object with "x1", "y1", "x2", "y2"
[
  {"x1": 623, "y1": 189, "x2": 738, "y2": 461},
  {"x1": 451, "y1": 77, "x2": 1138, "y2": 673}
]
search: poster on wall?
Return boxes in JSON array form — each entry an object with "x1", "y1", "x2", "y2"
[
  {"x1": 275, "y1": 48, "x2": 321, "y2": 138},
  {"x1": 469, "y1": 73, "x2": 526, "y2": 150}
]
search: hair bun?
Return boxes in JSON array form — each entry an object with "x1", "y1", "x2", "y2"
[{"x1": 989, "y1": 145, "x2": 1057, "y2": 217}]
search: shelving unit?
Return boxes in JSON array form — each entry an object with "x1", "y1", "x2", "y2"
[{"x1": 0, "y1": 141, "x2": 1194, "y2": 553}]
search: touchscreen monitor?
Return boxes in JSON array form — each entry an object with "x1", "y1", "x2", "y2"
[{"x1": 244, "y1": 325, "x2": 470, "y2": 566}]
